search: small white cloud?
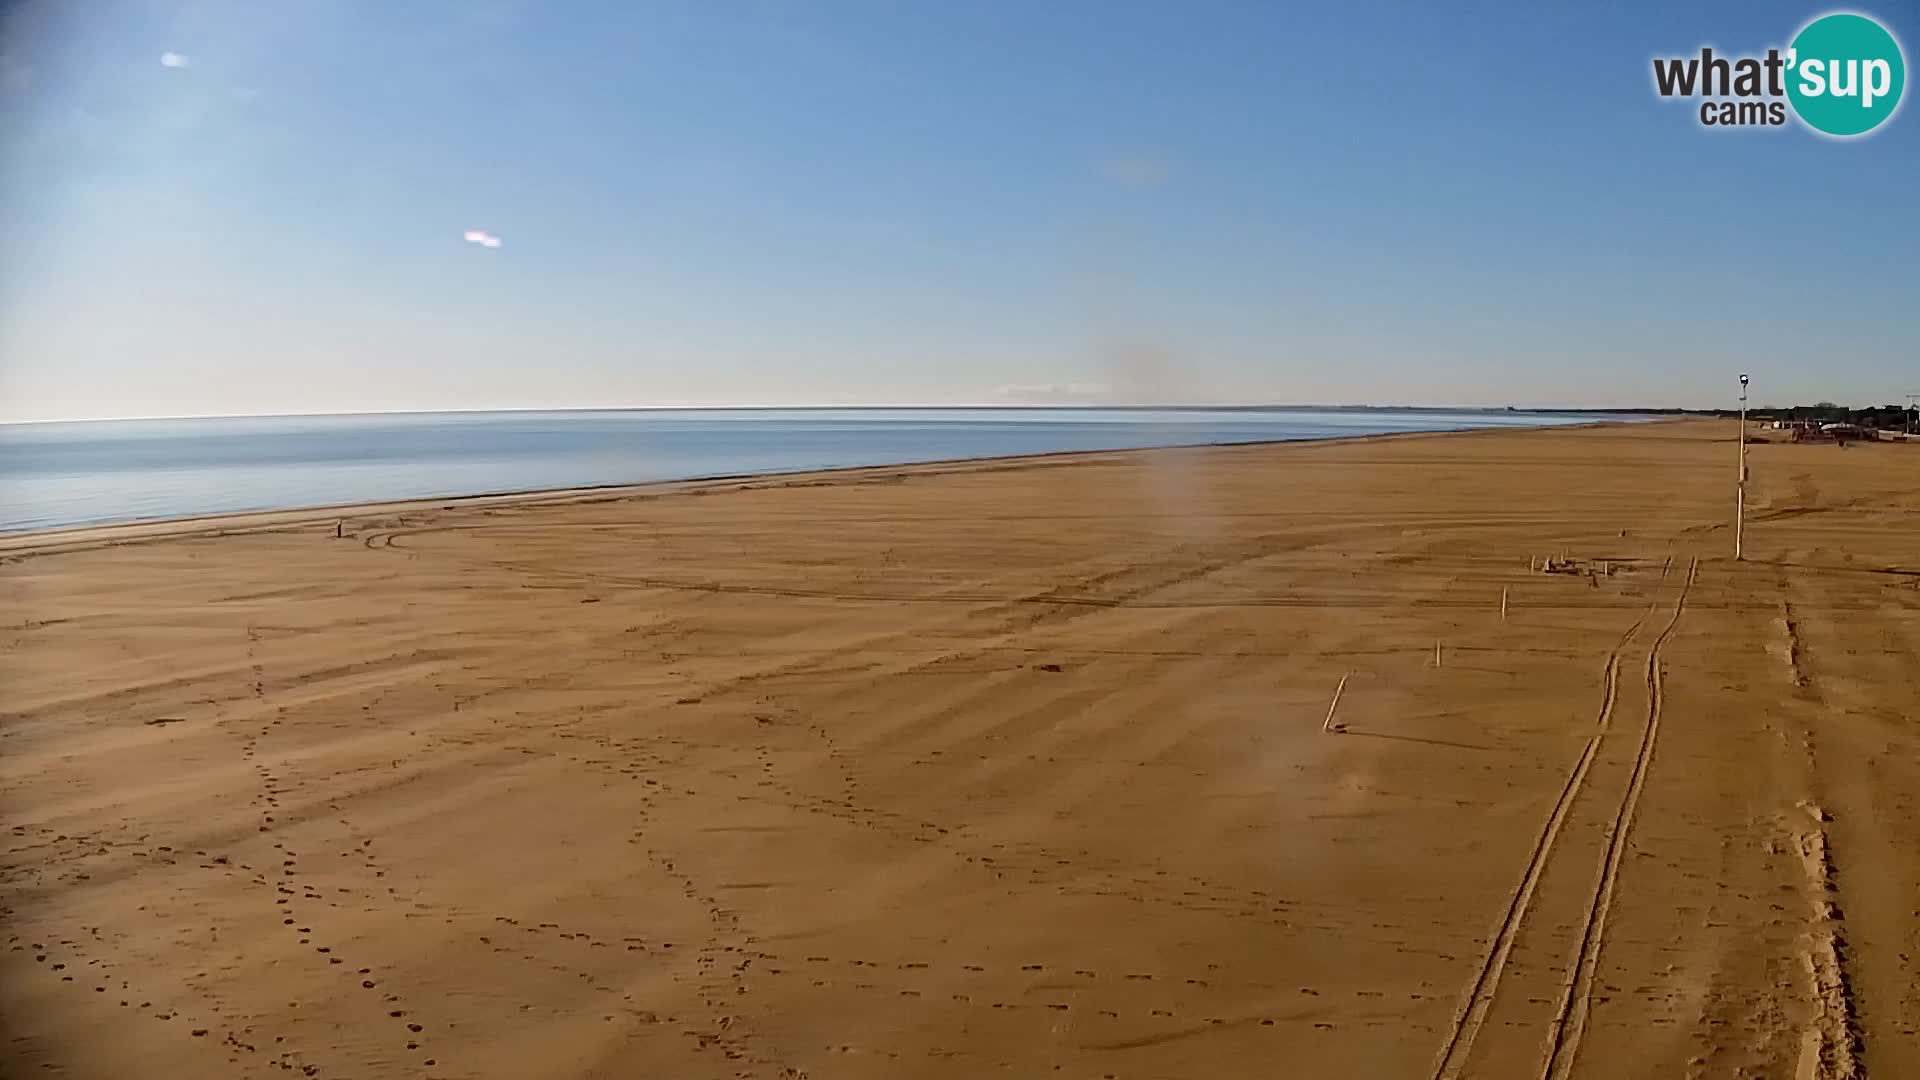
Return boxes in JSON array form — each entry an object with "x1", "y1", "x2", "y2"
[
  {"x1": 1101, "y1": 156, "x2": 1169, "y2": 189},
  {"x1": 463, "y1": 229, "x2": 503, "y2": 249},
  {"x1": 995, "y1": 382, "x2": 1112, "y2": 401},
  {"x1": 160, "y1": 51, "x2": 191, "y2": 68}
]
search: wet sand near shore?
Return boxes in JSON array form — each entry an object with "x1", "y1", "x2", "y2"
[{"x1": 3, "y1": 419, "x2": 1916, "y2": 1079}]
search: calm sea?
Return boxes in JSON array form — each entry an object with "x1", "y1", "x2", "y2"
[{"x1": 0, "y1": 407, "x2": 1618, "y2": 532}]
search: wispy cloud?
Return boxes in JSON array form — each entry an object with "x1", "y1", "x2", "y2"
[
  {"x1": 994, "y1": 382, "x2": 1113, "y2": 402},
  {"x1": 463, "y1": 229, "x2": 503, "y2": 249},
  {"x1": 1101, "y1": 155, "x2": 1169, "y2": 190},
  {"x1": 160, "y1": 51, "x2": 191, "y2": 69}
]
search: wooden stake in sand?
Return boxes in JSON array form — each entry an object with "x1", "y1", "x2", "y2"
[
  {"x1": 334, "y1": 521, "x2": 343, "y2": 539},
  {"x1": 1501, "y1": 587, "x2": 1510, "y2": 622},
  {"x1": 1322, "y1": 673, "x2": 1350, "y2": 733},
  {"x1": 1434, "y1": 640, "x2": 1443, "y2": 668}
]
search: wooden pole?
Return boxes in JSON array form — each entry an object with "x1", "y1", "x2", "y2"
[
  {"x1": 1501, "y1": 587, "x2": 1509, "y2": 622},
  {"x1": 1322, "y1": 673, "x2": 1350, "y2": 733},
  {"x1": 1434, "y1": 640, "x2": 1443, "y2": 668}
]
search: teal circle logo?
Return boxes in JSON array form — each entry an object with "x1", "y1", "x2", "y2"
[{"x1": 1786, "y1": 13, "x2": 1906, "y2": 136}]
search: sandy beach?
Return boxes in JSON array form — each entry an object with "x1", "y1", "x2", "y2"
[{"x1": 3, "y1": 418, "x2": 1916, "y2": 1080}]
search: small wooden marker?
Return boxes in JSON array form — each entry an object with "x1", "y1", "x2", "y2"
[
  {"x1": 1322, "y1": 673, "x2": 1350, "y2": 733},
  {"x1": 334, "y1": 520, "x2": 343, "y2": 538},
  {"x1": 1501, "y1": 587, "x2": 1510, "y2": 622},
  {"x1": 1434, "y1": 640, "x2": 1443, "y2": 668}
]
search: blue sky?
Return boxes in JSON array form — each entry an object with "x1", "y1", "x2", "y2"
[{"x1": 1, "y1": 0, "x2": 1914, "y2": 420}]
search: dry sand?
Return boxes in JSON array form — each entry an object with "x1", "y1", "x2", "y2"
[{"x1": 3, "y1": 419, "x2": 1917, "y2": 1079}]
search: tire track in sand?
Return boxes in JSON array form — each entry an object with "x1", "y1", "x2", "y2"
[
  {"x1": 1539, "y1": 556, "x2": 1697, "y2": 1080},
  {"x1": 1427, "y1": 602, "x2": 1656, "y2": 1080}
]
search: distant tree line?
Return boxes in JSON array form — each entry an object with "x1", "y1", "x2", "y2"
[
  {"x1": 1555, "y1": 403, "x2": 1917, "y2": 428},
  {"x1": 1751, "y1": 402, "x2": 1917, "y2": 429}
]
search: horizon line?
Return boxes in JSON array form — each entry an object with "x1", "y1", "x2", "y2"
[{"x1": 0, "y1": 401, "x2": 1726, "y2": 426}]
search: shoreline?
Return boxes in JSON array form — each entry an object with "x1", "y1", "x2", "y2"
[{"x1": 0, "y1": 417, "x2": 1647, "y2": 554}]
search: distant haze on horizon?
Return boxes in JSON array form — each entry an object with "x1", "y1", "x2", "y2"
[
  {"x1": 0, "y1": 404, "x2": 1669, "y2": 427},
  {"x1": 1, "y1": 1, "x2": 1914, "y2": 423}
]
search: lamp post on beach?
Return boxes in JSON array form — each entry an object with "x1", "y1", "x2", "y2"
[{"x1": 1736, "y1": 373, "x2": 1749, "y2": 561}]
